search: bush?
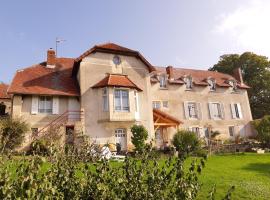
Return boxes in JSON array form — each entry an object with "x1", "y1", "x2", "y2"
[
  {"x1": 172, "y1": 130, "x2": 201, "y2": 157},
  {"x1": 0, "y1": 117, "x2": 29, "y2": 153},
  {"x1": 252, "y1": 115, "x2": 270, "y2": 147},
  {"x1": 28, "y1": 139, "x2": 50, "y2": 156},
  {"x1": 131, "y1": 124, "x2": 148, "y2": 153}
]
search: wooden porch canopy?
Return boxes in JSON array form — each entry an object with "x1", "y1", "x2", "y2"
[{"x1": 153, "y1": 109, "x2": 182, "y2": 131}]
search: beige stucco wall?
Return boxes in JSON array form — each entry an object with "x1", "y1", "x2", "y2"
[
  {"x1": 78, "y1": 52, "x2": 154, "y2": 147},
  {"x1": 151, "y1": 81, "x2": 253, "y2": 141}
]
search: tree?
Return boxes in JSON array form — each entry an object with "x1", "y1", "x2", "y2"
[
  {"x1": 209, "y1": 52, "x2": 270, "y2": 119},
  {"x1": 131, "y1": 124, "x2": 148, "y2": 152},
  {"x1": 0, "y1": 117, "x2": 29, "y2": 153},
  {"x1": 252, "y1": 115, "x2": 270, "y2": 148},
  {"x1": 172, "y1": 130, "x2": 201, "y2": 157}
]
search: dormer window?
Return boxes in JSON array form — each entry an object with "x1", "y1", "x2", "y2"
[
  {"x1": 229, "y1": 80, "x2": 237, "y2": 91},
  {"x1": 184, "y1": 76, "x2": 193, "y2": 90},
  {"x1": 208, "y1": 79, "x2": 216, "y2": 91},
  {"x1": 159, "y1": 75, "x2": 167, "y2": 88}
]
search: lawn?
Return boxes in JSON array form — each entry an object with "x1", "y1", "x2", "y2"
[{"x1": 197, "y1": 153, "x2": 270, "y2": 200}]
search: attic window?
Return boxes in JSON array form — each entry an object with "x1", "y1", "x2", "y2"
[
  {"x1": 184, "y1": 76, "x2": 193, "y2": 90},
  {"x1": 208, "y1": 79, "x2": 216, "y2": 91},
  {"x1": 229, "y1": 80, "x2": 237, "y2": 91},
  {"x1": 159, "y1": 75, "x2": 167, "y2": 88}
]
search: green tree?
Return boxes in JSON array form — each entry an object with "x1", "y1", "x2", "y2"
[
  {"x1": 131, "y1": 124, "x2": 148, "y2": 152},
  {"x1": 0, "y1": 117, "x2": 29, "y2": 153},
  {"x1": 172, "y1": 130, "x2": 201, "y2": 157},
  {"x1": 209, "y1": 52, "x2": 270, "y2": 119},
  {"x1": 252, "y1": 115, "x2": 270, "y2": 148}
]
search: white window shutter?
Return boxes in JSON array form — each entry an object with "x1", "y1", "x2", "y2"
[
  {"x1": 237, "y1": 103, "x2": 243, "y2": 119},
  {"x1": 230, "y1": 103, "x2": 236, "y2": 119},
  {"x1": 220, "y1": 103, "x2": 225, "y2": 119},
  {"x1": 197, "y1": 103, "x2": 202, "y2": 120},
  {"x1": 31, "y1": 96, "x2": 38, "y2": 114},
  {"x1": 52, "y1": 96, "x2": 59, "y2": 114},
  {"x1": 208, "y1": 103, "x2": 214, "y2": 119},
  {"x1": 184, "y1": 102, "x2": 189, "y2": 119}
]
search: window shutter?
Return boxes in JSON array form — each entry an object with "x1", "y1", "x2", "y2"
[
  {"x1": 220, "y1": 103, "x2": 225, "y2": 119},
  {"x1": 31, "y1": 96, "x2": 38, "y2": 114},
  {"x1": 230, "y1": 103, "x2": 236, "y2": 119},
  {"x1": 197, "y1": 103, "x2": 202, "y2": 120},
  {"x1": 208, "y1": 103, "x2": 214, "y2": 119},
  {"x1": 52, "y1": 96, "x2": 59, "y2": 114},
  {"x1": 237, "y1": 103, "x2": 243, "y2": 119},
  {"x1": 184, "y1": 102, "x2": 189, "y2": 119}
]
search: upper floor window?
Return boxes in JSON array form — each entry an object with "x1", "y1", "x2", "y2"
[
  {"x1": 184, "y1": 76, "x2": 193, "y2": 90},
  {"x1": 230, "y1": 103, "x2": 242, "y2": 119},
  {"x1": 159, "y1": 75, "x2": 167, "y2": 88},
  {"x1": 184, "y1": 102, "x2": 199, "y2": 119},
  {"x1": 152, "y1": 101, "x2": 161, "y2": 109},
  {"x1": 38, "y1": 96, "x2": 52, "y2": 113},
  {"x1": 102, "y1": 88, "x2": 109, "y2": 112},
  {"x1": 208, "y1": 102, "x2": 223, "y2": 119},
  {"x1": 114, "y1": 89, "x2": 129, "y2": 112},
  {"x1": 162, "y1": 101, "x2": 169, "y2": 108},
  {"x1": 208, "y1": 79, "x2": 216, "y2": 91}
]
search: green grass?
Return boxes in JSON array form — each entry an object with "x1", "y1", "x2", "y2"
[{"x1": 197, "y1": 153, "x2": 270, "y2": 200}]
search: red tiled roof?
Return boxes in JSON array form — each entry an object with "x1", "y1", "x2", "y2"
[
  {"x1": 92, "y1": 74, "x2": 142, "y2": 91},
  {"x1": 154, "y1": 66, "x2": 250, "y2": 89},
  {"x1": 73, "y1": 43, "x2": 156, "y2": 75},
  {"x1": 8, "y1": 58, "x2": 80, "y2": 96},
  {"x1": 153, "y1": 109, "x2": 182, "y2": 124},
  {"x1": 0, "y1": 83, "x2": 10, "y2": 99}
]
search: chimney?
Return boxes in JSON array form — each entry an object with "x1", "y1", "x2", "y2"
[
  {"x1": 166, "y1": 66, "x2": 174, "y2": 80},
  {"x1": 233, "y1": 68, "x2": 243, "y2": 84},
  {"x1": 46, "y1": 48, "x2": 56, "y2": 68}
]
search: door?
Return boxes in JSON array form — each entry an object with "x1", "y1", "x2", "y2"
[
  {"x1": 115, "y1": 129, "x2": 127, "y2": 151},
  {"x1": 155, "y1": 128, "x2": 164, "y2": 149},
  {"x1": 0, "y1": 103, "x2": 6, "y2": 116},
  {"x1": 66, "y1": 126, "x2": 75, "y2": 145}
]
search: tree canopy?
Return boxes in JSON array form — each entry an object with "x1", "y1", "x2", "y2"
[{"x1": 209, "y1": 52, "x2": 270, "y2": 119}]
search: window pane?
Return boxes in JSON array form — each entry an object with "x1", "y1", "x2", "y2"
[
  {"x1": 122, "y1": 91, "x2": 129, "y2": 111},
  {"x1": 188, "y1": 103, "x2": 197, "y2": 118}
]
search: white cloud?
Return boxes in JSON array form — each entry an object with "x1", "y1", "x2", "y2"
[{"x1": 214, "y1": 0, "x2": 270, "y2": 55}]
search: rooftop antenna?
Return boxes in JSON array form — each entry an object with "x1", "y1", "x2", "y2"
[{"x1": 55, "y1": 37, "x2": 66, "y2": 57}]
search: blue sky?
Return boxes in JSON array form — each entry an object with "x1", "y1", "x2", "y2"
[{"x1": 1, "y1": 0, "x2": 270, "y2": 83}]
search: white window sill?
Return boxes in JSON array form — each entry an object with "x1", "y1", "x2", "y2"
[{"x1": 159, "y1": 87, "x2": 168, "y2": 90}]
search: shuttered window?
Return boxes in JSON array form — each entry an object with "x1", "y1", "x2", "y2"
[
  {"x1": 184, "y1": 102, "x2": 201, "y2": 120},
  {"x1": 230, "y1": 103, "x2": 243, "y2": 119},
  {"x1": 38, "y1": 96, "x2": 53, "y2": 113},
  {"x1": 208, "y1": 102, "x2": 224, "y2": 120}
]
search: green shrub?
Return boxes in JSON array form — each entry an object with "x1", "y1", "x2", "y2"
[
  {"x1": 131, "y1": 124, "x2": 148, "y2": 153},
  {"x1": 28, "y1": 139, "x2": 50, "y2": 156},
  {"x1": 252, "y1": 115, "x2": 270, "y2": 147},
  {"x1": 0, "y1": 117, "x2": 29, "y2": 153},
  {"x1": 172, "y1": 130, "x2": 201, "y2": 157}
]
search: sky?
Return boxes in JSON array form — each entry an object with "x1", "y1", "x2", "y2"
[{"x1": 1, "y1": 0, "x2": 270, "y2": 83}]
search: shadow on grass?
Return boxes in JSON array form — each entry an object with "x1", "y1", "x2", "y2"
[{"x1": 242, "y1": 163, "x2": 270, "y2": 176}]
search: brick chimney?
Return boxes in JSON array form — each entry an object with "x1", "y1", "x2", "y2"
[
  {"x1": 233, "y1": 68, "x2": 243, "y2": 84},
  {"x1": 46, "y1": 48, "x2": 56, "y2": 68},
  {"x1": 166, "y1": 66, "x2": 173, "y2": 80}
]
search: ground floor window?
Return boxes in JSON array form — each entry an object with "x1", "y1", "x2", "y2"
[
  {"x1": 190, "y1": 127, "x2": 200, "y2": 137},
  {"x1": 115, "y1": 128, "x2": 127, "y2": 151},
  {"x1": 229, "y1": 126, "x2": 235, "y2": 137},
  {"x1": 0, "y1": 102, "x2": 6, "y2": 115}
]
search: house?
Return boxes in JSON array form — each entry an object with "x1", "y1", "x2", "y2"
[
  {"x1": 0, "y1": 83, "x2": 11, "y2": 116},
  {"x1": 7, "y1": 43, "x2": 253, "y2": 151}
]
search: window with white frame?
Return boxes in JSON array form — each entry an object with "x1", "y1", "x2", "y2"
[
  {"x1": 190, "y1": 127, "x2": 200, "y2": 137},
  {"x1": 152, "y1": 101, "x2": 161, "y2": 109},
  {"x1": 159, "y1": 75, "x2": 167, "y2": 88},
  {"x1": 228, "y1": 126, "x2": 235, "y2": 137},
  {"x1": 209, "y1": 102, "x2": 223, "y2": 119},
  {"x1": 208, "y1": 79, "x2": 216, "y2": 91},
  {"x1": 231, "y1": 103, "x2": 242, "y2": 119},
  {"x1": 186, "y1": 102, "x2": 198, "y2": 119},
  {"x1": 229, "y1": 80, "x2": 237, "y2": 91},
  {"x1": 114, "y1": 89, "x2": 129, "y2": 112},
  {"x1": 38, "y1": 96, "x2": 52, "y2": 113},
  {"x1": 102, "y1": 88, "x2": 108, "y2": 111},
  {"x1": 185, "y1": 76, "x2": 193, "y2": 90}
]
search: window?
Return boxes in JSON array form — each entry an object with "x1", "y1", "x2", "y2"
[
  {"x1": 229, "y1": 80, "x2": 237, "y2": 91},
  {"x1": 229, "y1": 126, "x2": 235, "y2": 137},
  {"x1": 231, "y1": 103, "x2": 242, "y2": 119},
  {"x1": 134, "y1": 91, "x2": 138, "y2": 112},
  {"x1": 152, "y1": 101, "x2": 161, "y2": 109},
  {"x1": 187, "y1": 102, "x2": 198, "y2": 119},
  {"x1": 209, "y1": 102, "x2": 223, "y2": 119},
  {"x1": 162, "y1": 101, "x2": 169, "y2": 108},
  {"x1": 31, "y1": 128, "x2": 38, "y2": 137},
  {"x1": 38, "y1": 96, "x2": 52, "y2": 113},
  {"x1": 185, "y1": 76, "x2": 193, "y2": 90},
  {"x1": 114, "y1": 89, "x2": 129, "y2": 112},
  {"x1": 208, "y1": 79, "x2": 216, "y2": 91},
  {"x1": 190, "y1": 127, "x2": 200, "y2": 137},
  {"x1": 102, "y1": 88, "x2": 109, "y2": 111},
  {"x1": 159, "y1": 75, "x2": 166, "y2": 88}
]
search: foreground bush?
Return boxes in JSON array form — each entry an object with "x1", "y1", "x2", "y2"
[
  {"x1": 252, "y1": 115, "x2": 270, "y2": 148},
  {"x1": 0, "y1": 117, "x2": 29, "y2": 153},
  {"x1": 131, "y1": 124, "x2": 148, "y2": 153},
  {"x1": 172, "y1": 130, "x2": 201, "y2": 157}
]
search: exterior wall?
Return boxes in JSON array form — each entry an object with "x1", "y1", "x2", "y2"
[
  {"x1": 78, "y1": 52, "x2": 154, "y2": 148},
  {"x1": 151, "y1": 82, "x2": 253, "y2": 141},
  {"x1": 0, "y1": 98, "x2": 11, "y2": 115}
]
